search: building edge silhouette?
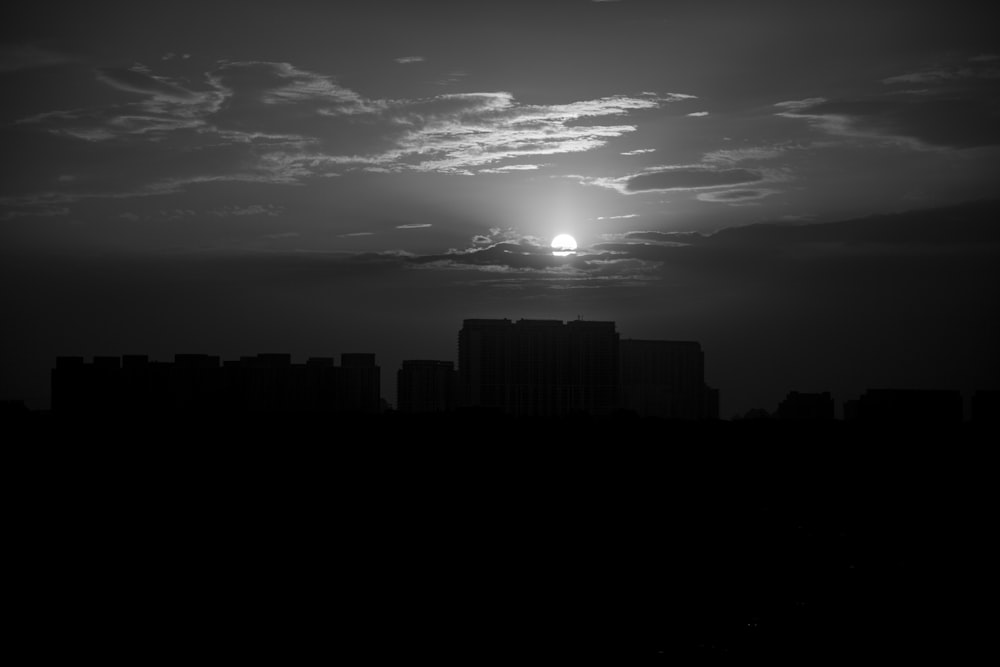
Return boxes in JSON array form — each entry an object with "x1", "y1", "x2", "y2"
[{"x1": 1, "y1": 316, "x2": 994, "y2": 427}]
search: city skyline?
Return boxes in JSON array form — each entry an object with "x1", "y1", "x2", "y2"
[
  {"x1": 2, "y1": 1, "x2": 998, "y2": 416},
  {"x1": 35, "y1": 316, "x2": 997, "y2": 421}
]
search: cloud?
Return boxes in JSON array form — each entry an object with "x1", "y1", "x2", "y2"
[
  {"x1": 338, "y1": 232, "x2": 375, "y2": 237},
  {"x1": 395, "y1": 223, "x2": 432, "y2": 229},
  {"x1": 347, "y1": 90, "x2": 687, "y2": 174},
  {"x1": 209, "y1": 204, "x2": 283, "y2": 217},
  {"x1": 405, "y1": 236, "x2": 664, "y2": 288},
  {"x1": 623, "y1": 231, "x2": 704, "y2": 245},
  {"x1": 777, "y1": 96, "x2": 1000, "y2": 149},
  {"x1": 596, "y1": 213, "x2": 639, "y2": 220},
  {"x1": 395, "y1": 56, "x2": 425, "y2": 64},
  {"x1": 774, "y1": 97, "x2": 828, "y2": 112},
  {"x1": 13, "y1": 58, "x2": 692, "y2": 206},
  {"x1": 216, "y1": 61, "x2": 381, "y2": 114},
  {"x1": 778, "y1": 57, "x2": 1000, "y2": 149},
  {"x1": 435, "y1": 71, "x2": 469, "y2": 87},
  {"x1": 478, "y1": 164, "x2": 546, "y2": 174},
  {"x1": 0, "y1": 194, "x2": 70, "y2": 221},
  {"x1": 702, "y1": 146, "x2": 787, "y2": 163},
  {"x1": 696, "y1": 188, "x2": 779, "y2": 203},
  {"x1": 96, "y1": 67, "x2": 200, "y2": 101},
  {"x1": 0, "y1": 44, "x2": 75, "y2": 72},
  {"x1": 624, "y1": 167, "x2": 763, "y2": 192},
  {"x1": 882, "y1": 61, "x2": 1000, "y2": 85},
  {"x1": 687, "y1": 111, "x2": 709, "y2": 117},
  {"x1": 621, "y1": 148, "x2": 656, "y2": 155}
]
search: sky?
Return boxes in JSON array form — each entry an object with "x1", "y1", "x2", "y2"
[{"x1": 2, "y1": 0, "x2": 999, "y2": 415}]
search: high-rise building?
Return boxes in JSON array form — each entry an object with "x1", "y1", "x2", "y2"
[
  {"x1": 844, "y1": 389, "x2": 962, "y2": 423},
  {"x1": 51, "y1": 352, "x2": 381, "y2": 414},
  {"x1": 339, "y1": 353, "x2": 381, "y2": 414},
  {"x1": 619, "y1": 339, "x2": 718, "y2": 419},
  {"x1": 458, "y1": 319, "x2": 620, "y2": 416},
  {"x1": 776, "y1": 391, "x2": 835, "y2": 420},
  {"x1": 397, "y1": 360, "x2": 457, "y2": 414},
  {"x1": 971, "y1": 390, "x2": 999, "y2": 423}
]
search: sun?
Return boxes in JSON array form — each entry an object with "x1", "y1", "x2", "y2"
[{"x1": 551, "y1": 234, "x2": 577, "y2": 257}]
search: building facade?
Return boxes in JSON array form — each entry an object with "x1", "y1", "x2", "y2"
[
  {"x1": 52, "y1": 352, "x2": 381, "y2": 414},
  {"x1": 619, "y1": 339, "x2": 718, "y2": 420},
  {"x1": 397, "y1": 360, "x2": 458, "y2": 414},
  {"x1": 458, "y1": 319, "x2": 620, "y2": 416}
]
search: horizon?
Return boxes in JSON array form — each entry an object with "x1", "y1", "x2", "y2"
[{"x1": 16, "y1": 303, "x2": 999, "y2": 419}]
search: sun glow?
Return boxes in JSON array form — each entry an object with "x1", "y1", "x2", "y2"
[{"x1": 551, "y1": 234, "x2": 577, "y2": 257}]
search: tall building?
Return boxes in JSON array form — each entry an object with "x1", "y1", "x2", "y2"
[
  {"x1": 619, "y1": 340, "x2": 718, "y2": 420},
  {"x1": 51, "y1": 352, "x2": 381, "y2": 414},
  {"x1": 844, "y1": 389, "x2": 962, "y2": 423},
  {"x1": 339, "y1": 353, "x2": 382, "y2": 415},
  {"x1": 971, "y1": 390, "x2": 999, "y2": 423},
  {"x1": 776, "y1": 391, "x2": 835, "y2": 420},
  {"x1": 397, "y1": 360, "x2": 457, "y2": 414},
  {"x1": 458, "y1": 319, "x2": 619, "y2": 416}
]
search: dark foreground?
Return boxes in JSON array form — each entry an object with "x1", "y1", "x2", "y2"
[{"x1": 3, "y1": 413, "x2": 993, "y2": 662}]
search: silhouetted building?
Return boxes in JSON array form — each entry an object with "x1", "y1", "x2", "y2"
[
  {"x1": 0, "y1": 399, "x2": 29, "y2": 416},
  {"x1": 397, "y1": 360, "x2": 457, "y2": 414},
  {"x1": 51, "y1": 352, "x2": 382, "y2": 415},
  {"x1": 458, "y1": 318, "x2": 619, "y2": 416},
  {"x1": 619, "y1": 340, "x2": 718, "y2": 419},
  {"x1": 971, "y1": 390, "x2": 999, "y2": 423},
  {"x1": 776, "y1": 391, "x2": 835, "y2": 421},
  {"x1": 844, "y1": 389, "x2": 962, "y2": 423},
  {"x1": 339, "y1": 353, "x2": 382, "y2": 414}
]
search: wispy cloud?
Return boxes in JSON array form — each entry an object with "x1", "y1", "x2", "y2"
[
  {"x1": 210, "y1": 204, "x2": 283, "y2": 217},
  {"x1": 394, "y1": 56, "x2": 425, "y2": 64},
  {"x1": 777, "y1": 55, "x2": 1000, "y2": 150},
  {"x1": 96, "y1": 66, "x2": 201, "y2": 101},
  {"x1": 434, "y1": 70, "x2": 469, "y2": 87},
  {"x1": 696, "y1": 188, "x2": 779, "y2": 203},
  {"x1": 703, "y1": 146, "x2": 787, "y2": 163},
  {"x1": 478, "y1": 164, "x2": 547, "y2": 174},
  {"x1": 625, "y1": 167, "x2": 762, "y2": 192},
  {"x1": 395, "y1": 223, "x2": 432, "y2": 229},
  {"x1": 572, "y1": 160, "x2": 783, "y2": 196},
  {"x1": 621, "y1": 148, "x2": 656, "y2": 155},
  {"x1": 882, "y1": 59, "x2": 1000, "y2": 85},
  {"x1": 0, "y1": 44, "x2": 76, "y2": 72},
  {"x1": 775, "y1": 94, "x2": 1000, "y2": 149},
  {"x1": 687, "y1": 111, "x2": 709, "y2": 117},
  {"x1": 12, "y1": 58, "x2": 692, "y2": 212}
]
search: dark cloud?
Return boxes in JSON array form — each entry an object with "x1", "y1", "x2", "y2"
[
  {"x1": 704, "y1": 199, "x2": 1000, "y2": 247},
  {"x1": 696, "y1": 189, "x2": 778, "y2": 203},
  {"x1": 624, "y1": 168, "x2": 762, "y2": 192},
  {"x1": 404, "y1": 199, "x2": 1000, "y2": 279},
  {"x1": 779, "y1": 59, "x2": 1000, "y2": 149},
  {"x1": 409, "y1": 241, "x2": 570, "y2": 271},
  {"x1": 799, "y1": 97, "x2": 1000, "y2": 149},
  {"x1": 623, "y1": 230, "x2": 705, "y2": 244}
]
